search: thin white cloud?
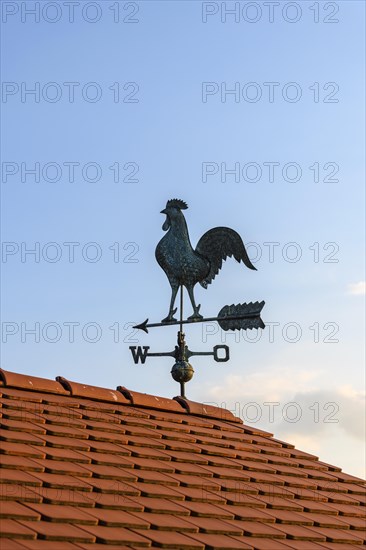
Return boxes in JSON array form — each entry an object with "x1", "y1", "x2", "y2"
[
  {"x1": 205, "y1": 369, "x2": 366, "y2": 478},
  {"x1": 205, "y1": 362, "x2": 366, "y2": 443},
  {"x1": 347, "y1": 281, "x2": 366, "y2": 296},
  {"x1": 207, "y1": 367, "x2": 321, "y2": 403}
]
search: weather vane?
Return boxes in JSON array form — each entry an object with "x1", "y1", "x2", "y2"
[{"x1": 130, "y1": 199, "x2": 265, "y2": 398}]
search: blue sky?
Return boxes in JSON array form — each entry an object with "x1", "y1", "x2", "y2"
[{"x1": 1, "y1": 1, "x2": 365, "y2": 477}]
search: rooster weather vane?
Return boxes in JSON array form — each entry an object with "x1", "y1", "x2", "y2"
[{"x1": 130, "y1": 199, "x2": 265, "y2": 398}]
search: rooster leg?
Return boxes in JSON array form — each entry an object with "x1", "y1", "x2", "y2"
[
  {"x1": 161, "y1": 283, "x2": 178, "y2": 323},
  {"x1": 187, "y1": 285, "x2": 203, "y2": 321}
]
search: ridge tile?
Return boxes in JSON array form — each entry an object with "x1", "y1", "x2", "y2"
[
  {"x1": 56, "y1": 377, "x2": 130, "y2": 404},
  {"x1": 118, "y1": 387, "x2": 184, "y2": 412},
  {"x1": 0, "y1": 370, "x2": 69, "y2": 395},
  {"x1": 174, "y1": 397, "x2": 242, "y2": 424}
]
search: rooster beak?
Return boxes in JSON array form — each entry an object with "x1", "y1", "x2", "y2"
[{"x1": 160, "y1": 209, "x2": 168, "y2": 215}]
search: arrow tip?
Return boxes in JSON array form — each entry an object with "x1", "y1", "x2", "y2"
[{"x1": 133, "y1": 319, "x2": 149, "y2": 333}]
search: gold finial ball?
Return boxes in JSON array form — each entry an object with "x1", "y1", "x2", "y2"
[{"x1": 171, "y1": 361, "x2": 194, "y2": 383}]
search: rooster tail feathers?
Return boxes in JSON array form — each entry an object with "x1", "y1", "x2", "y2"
[{"x1": 196, "y1": 227, "x2": 256, "y2": 286}]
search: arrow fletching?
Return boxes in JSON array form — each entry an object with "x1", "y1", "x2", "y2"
[{"x1": 218, "y1": 301, "x2": 265, "y2": 331}]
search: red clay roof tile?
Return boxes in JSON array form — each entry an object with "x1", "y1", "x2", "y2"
[
  {"x1": 23, "y1": 502, "x2": 98, "y2": 524},
  {"x1": 293, "y1": 498, "x2": 339, "y2": 514},
  {"x1": 174, "y1": 397, "x2": 242, "y2": 424},
  {"x1": 0, "y1": 501, "x2": 41, "y2": 521},
  {"x1": 178, "y1": 501, "x2": 236, "y2": 519},
  {"x1": 339, "y1": 482, "x2": 366, "y2": 495},
  {"x1": 0, "y1": 418, "x2": 47, "y2": 435},
  {"x1": 309, "y1": 526, "x2": 366, "y2": 544},
  {"x1": 0, "y1": 454, "x2": 45, "y2": 473},
  {"x1": 236, "y1": 520, "x2": 289, "y2": 538},
  {"x1": 80, "y1": 464, "x2": 138, "y2": 482},
  {"x1": 118, "y1": 386, "x2": 183, "y2": 412},
  {"x1": 28, "y1": 471, "x2": 92, "y2": 491},
  {"x1": 0, "y1": 468, "x2": 43, "y2": 487},
  {"x1": 16, "y1": 541, "x2": 82, "y2": 550},
  {"x1": 268, "y1": 523, "x2": 327, "y2": 541},
  {"x1": 34, "y1": 486, "x2": 96, "y2": 507},
  {"x1": 0, "y1": 518, "x2": 37, "y2": 540},
  {"x1": 135, "y1": 469, "x2": 179, "y2": 486},
  {"x1": 136, "y1": 529, "x2": 205, "y2": 549},
  {"x1": 122, "y1": 456, "x2": 175, "y2": 472},
  {"x1": 0, "y1": 372, "x2": 365, "y2": 549},
  {"x1": 261, "y1": 509, "x2": 314, "y2": 526},
  {"x1": 1, "y1": 482, "x2": 43, "y2": 503},
  {"x1": 56, "y1": 377, "x2": 130, "y2": 404},
  {"x1": 129, "y1": 511, "x2": 199, "y2": 532},
  {"x1": 42, "y1": 447, "x2": 92, "y2": 463},
  {"x1": 73, "y1": 525, "x2": 152, "y2": 546},
  {"x1": 172, "y1": 486, "x2": 227, "y2": 504},
  {"x1": 324, "y1": 501, "x2": 366, "y2": 517},
  {"x1": 278, "y1": 542, "x2": 327, "y2": 550},
  {"x1": 184, "y1": 532, "x2": 254, "y2": 549},
  {"x1": 84, "y1": 477, "x2": 140, "y2": 496},
  {"x1": 0, "y1": 539, "x2": 33, "y2": 550},
  {"x1": 126, "y1": 435, "x2": 165, "y2": 448},
  {"x1": 130, "y1": 481, "x2": 185, "y2": 500},
  {"x1": 129, "y1": 446, "x2": 174, "y2": 460},
  {"x1": 0, "y1": 407, "x2": 45, "y2": 425},
  {"x1": 254, "y1": 495, "x2": 304, "y2": 511},
  {"x1": 181, "y1": 515, "x2": 244, "y2": 535},
  {"x1": 17, "y1": 519, "x2": 97, "y2": 542},
  {"x1": 236, "y1": 539, "x2": 289, "y2": 549},
  {"x1": 76, "y1": 545, "x2": 133, "y2": 550},
  {"x1": 0, "y1": 442, "x2": 47, "y2": 459},
  {"x1": 322, "y1": 491, "x2": 365, "y2": 505},
  {"x1": 127, "y1": 496, "x2": 191, "y2": 515},
  {"x1": 211, "y1": 419, "x2": 245, "y2": 432},
  {"x1": 182, "y1": 422, "x2": 216, "y2": 439},
  {"x1": 0, "y1": 429, "x2": 46, "y2": 446},
  {"x1": 0, "y1": 388, "x2": 45, "y2": 403},
  {"x1": 37, "y1": 435, "x2": 91, "y2": 451},
  {"x1": 93, "y1": 493, "x2": 145, "y2": 512},
  {"x1": 317, "y1": 544, "x2": 366, "y2": 550},
  {"x1": 165, "y1": 472, "x2": 221, "y2": 490},
  {"x1": 161, "y1": 450, "x2": 209, "y2": 464},
  {"x1": 76, "y1": 450, "x2": 132, "y2": 466},
  {"x1": 82, "y1": 419, "x2": 125, "y2": 433},
  {"x1": 157, "y1": 439, "x2": 199, "y2": 452},
  {"x1": 153, "y1": 418, "x2": 189, "y2": 431},
  {"x1": 87, "y1": 441, "x2": 132, "y2": 455},
  {"x1": 199, "y1": 465, "x2": 250, "y2": 481},
  {"x1": 83, "y1": 507, "x2": 150, "y2": 529},
  {"x1": 28, "y1": 458, "x2": 91, "y2": 477},
  {"x1": 0, "y1": 370, "x2": 69, "y2": 395},
  {"x1": 219, "y1": 507, "x2": 275, "y2": 523}
]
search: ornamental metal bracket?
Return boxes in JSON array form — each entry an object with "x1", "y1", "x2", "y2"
[{"x1": 130, "y1": 199, "x2": 265, "y2": 398}]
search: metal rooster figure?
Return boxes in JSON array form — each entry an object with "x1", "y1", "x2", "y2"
[{"x1": 130, "y1": 199, "x2": 265, "y2": 398}]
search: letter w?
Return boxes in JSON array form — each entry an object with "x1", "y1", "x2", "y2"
[{"x1": 129, "y1": 346, "x2": 150, "y2": 364}]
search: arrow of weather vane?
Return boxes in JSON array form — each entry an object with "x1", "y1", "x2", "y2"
[{"x1": 130, "y1": 198, "x2": 265, "y2": 398}]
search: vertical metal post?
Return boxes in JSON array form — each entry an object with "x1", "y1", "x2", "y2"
[{"x1": 179, "y1": 285, "x2": 183, "y2": 333}]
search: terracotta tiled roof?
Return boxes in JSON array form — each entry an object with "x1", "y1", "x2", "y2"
[{"x1": 0, "y1": 368, "x2": 365, "y2": 549}]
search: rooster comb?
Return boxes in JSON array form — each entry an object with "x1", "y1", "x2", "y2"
[{"x1": 166, "y1": 198, "x2": 188, "y2": 210}]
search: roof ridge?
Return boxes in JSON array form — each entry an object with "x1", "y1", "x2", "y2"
[{"x1": 0, "y1": 369, "x2": 243, "y2": 424}]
